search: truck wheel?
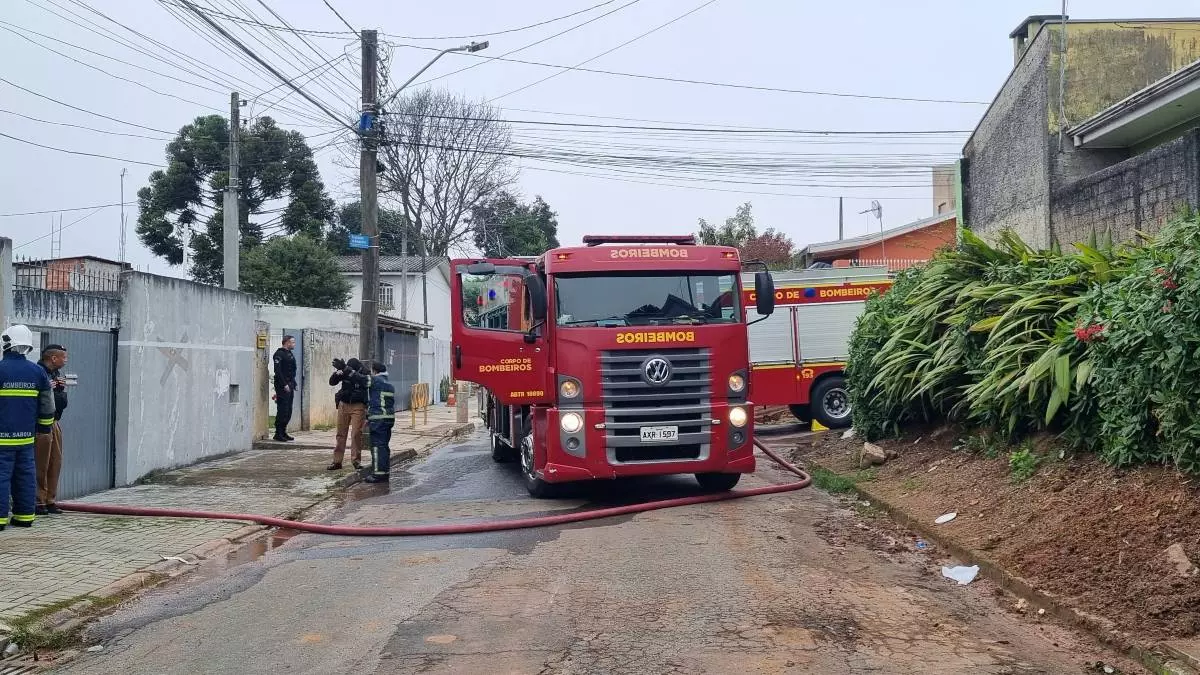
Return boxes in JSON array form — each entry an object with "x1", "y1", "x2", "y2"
[
  {"x1": 812, "y1": 375, "x2": 852, "y2": 429},
  {"x1": 520, "y1": 434, "x2": 557, "y2": 498},
  {"x1": 787, "y1": 404, "x2": 811, "y2": 425},
  {"x1": 695, "y1": 472, "x2": 741, "y2": 492},
  {"x1": 491, "y1": 434, "x2": 516, "y2": 463}
]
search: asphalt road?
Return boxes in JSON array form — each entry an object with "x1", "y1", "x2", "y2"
[{"x1": 59, "y1": 431, "x2": 1130, "y2": 674}]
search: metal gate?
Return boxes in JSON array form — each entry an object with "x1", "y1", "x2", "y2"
[
  {"x1": 380, "y1": 330, "x2": 419, "y2": 410},
  {"x1": 28, "y1": 327, "x2": 116, "y2": 498}
]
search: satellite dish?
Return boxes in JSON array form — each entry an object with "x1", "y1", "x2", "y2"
[{"x1": 868, "y1": 200, "x2": 882, "y2": 221}]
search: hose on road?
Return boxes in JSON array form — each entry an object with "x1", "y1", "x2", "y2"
[{"x1": 56, "y1": 440, "x2": 810, "y2": 537}]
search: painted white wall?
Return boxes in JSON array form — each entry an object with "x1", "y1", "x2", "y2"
[
  {"x1": 114, "y1": 273, "x2": 255, "y2": 485},
  {"x1": 341, "y1": 266, "x2": 452, "y2": 341}
]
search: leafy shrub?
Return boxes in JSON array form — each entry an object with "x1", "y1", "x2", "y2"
[{"x1": 1008, "y1": 444, "x2": 1041, "y2": 482}]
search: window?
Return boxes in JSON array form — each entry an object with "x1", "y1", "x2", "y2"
[
  {"x1": 461, "y1": 273, "x2": 530, "y2": 332},
  {"x1": 379, "y1": 282, "x2": 395, "y2": 310},
  {"x1": 554, "y1": 272, "x2": 741, "y2": 327}
]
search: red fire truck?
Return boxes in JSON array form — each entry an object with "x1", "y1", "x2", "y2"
[
  {"x1": 743, "y1": 266, "x2": 892, "y2": 428},
  {"x1": 451, "y1": 235, "x2": 776, "y2": 497}
]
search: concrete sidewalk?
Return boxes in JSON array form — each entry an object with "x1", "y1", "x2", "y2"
[{"x1": 0, "y1": 401, "x2": 475, "y2": 628}]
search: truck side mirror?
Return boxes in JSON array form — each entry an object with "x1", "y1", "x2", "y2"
[
  {"x1": 754, "y1": 271, "x2": 775, "y2": 315},
  {"x1": 525, "y1": 273, "x2": 548, "y2": 322}
]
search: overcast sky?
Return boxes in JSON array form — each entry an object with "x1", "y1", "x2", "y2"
[{"x1": 2, "y1": 0, "x2": 1197, "y2": 277}]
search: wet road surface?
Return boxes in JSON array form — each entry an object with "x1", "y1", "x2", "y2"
[{"x1": 59, "y1": 431, "x2": 1133, "y2": 674}]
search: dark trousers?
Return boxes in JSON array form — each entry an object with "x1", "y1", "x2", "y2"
[
  {"x1": 369, "y1": 421, "x2": 393, "y2": 476},
  {"x1": 275, "y1": 387, "x2": 294, "y2": 437},
  {"x1": 0, "y1": 443, "x2": 36, "y2": 525}
]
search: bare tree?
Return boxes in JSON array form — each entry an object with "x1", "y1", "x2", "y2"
[{"x1": 378, "y1": 89, "x2": 516, "y2": 258}]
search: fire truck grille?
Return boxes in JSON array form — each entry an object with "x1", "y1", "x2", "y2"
[{"x1": 599, "y1": 348, "x2": 711, "y2": 463}]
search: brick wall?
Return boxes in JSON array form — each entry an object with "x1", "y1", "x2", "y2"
[
  {"x1": 854, "y1": 218, "x2": 956, "y2": 263},
  {"x1": 1050, "y1": 129, "x2": 1200, "y2": 246}
]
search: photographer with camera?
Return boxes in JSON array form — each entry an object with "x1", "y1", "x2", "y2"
[{"x1": 327, "y1": 357, "x2": 370, "y2": 471}]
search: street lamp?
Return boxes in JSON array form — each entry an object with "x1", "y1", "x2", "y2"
[{"x1": 379, "y1": 41, "x2": 489, "y2": 109}]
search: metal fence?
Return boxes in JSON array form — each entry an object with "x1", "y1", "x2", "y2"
[{"x1": 12, "y1": 257, "x2": 122, "y2": 328}]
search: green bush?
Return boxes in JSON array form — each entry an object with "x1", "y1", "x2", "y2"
[
  {"x1": 846, "y1": 213, "x2": 1200, "y2": 473},
  {"x1": 439, "y1": 376, "x2": 451, "y2": 402}
]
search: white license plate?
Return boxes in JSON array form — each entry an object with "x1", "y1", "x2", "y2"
[{"x1": 640, "y1": 426, "x2": 679, "y2": 442}]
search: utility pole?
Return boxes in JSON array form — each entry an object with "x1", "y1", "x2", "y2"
[
  {"x1": 838, "y1": 197, "x2": 844, "y2": 240},
  {"x1": 223, "y1": 91, "x2": 241, "y2": 290},
  {"x1": 358, "y1": 29, "x2": 379, "y2": 363},
  {"x1": 119, "y1": 168, "x2": 127, "y2": 264},
  {"x1": 400, "y1": 206, "x2": 409, "y2": 320}
]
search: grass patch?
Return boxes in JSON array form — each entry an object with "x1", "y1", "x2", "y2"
[
  {"x1": 6, "y1": 596, "x2": 88, "y2": 651},
  {"x1": 312, "y1": 423, "x2": 335, "y2": 432},
  {"x1": 811, "y1": 466, "x2": 876, "y2": 494},
  {"x1": 1008, "y1": 443, "x2": 1043, "y2": 483}
]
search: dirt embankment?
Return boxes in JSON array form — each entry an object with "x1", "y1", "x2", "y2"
[{"x1": 793, "y1": 428, "x2": 1200, "y2": 645}]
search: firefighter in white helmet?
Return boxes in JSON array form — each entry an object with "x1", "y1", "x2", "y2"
[{"x1": 0, "y1": 325, "x2": 54, "y2": 529}]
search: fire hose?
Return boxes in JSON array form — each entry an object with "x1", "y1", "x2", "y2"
[{"x1": 56, "y1": 440, "x2": 810, "y2": 537}]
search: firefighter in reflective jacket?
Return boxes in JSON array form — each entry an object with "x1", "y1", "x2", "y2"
[
  {"x1": 364, "y1": 361, "x2": 395, "y2": 484},
  {"x1": 0, "y1": 325, "x2": 54, "y2": 530}
]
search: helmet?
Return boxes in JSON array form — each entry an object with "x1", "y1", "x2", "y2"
[{"x1": 2, "y1": 325, "x2": 34, "y2": 355}]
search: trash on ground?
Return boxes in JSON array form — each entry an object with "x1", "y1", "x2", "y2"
[
  {"x1": 161, "y1": 555, "x2": 198, "y2": 565},
  {"x1": 915, "y1": 540, "x2": 928, "y2": 550},
  {"x1": 935, "y1": 512, "x2": 957, "y2": 524},
  {"x1": 941, "y1": 565, "x2": 980, "y2": 585},
  {"x1": 4, "y1": 643, "x2": 19, "y2": 656},
  {"x1": 86, "y1": 645, "x2": 104, "y2": 653},
  {"x1": 841, "y1": 428, "x2": 856, "y2": 439}
]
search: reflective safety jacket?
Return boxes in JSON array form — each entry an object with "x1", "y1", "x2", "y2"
[
  {"x1": 368, "y1": 374, "x2": 395, "y2": 423},
  {"x1": 0, "y1": 352, "x2": 54, "y2": 447}
]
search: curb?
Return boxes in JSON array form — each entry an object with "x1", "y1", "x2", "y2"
[{"x1": 807, "y1": 459, "x2": 1185, "y2": 675}]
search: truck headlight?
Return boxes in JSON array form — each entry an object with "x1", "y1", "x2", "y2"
[
  {"x1": 559, "y1": 379, "x2": 580, "y2": 398},
  {"x1": 560, "y1": 412, "x2": 583, "y2": 434},
  {"x1": 728, "y1": 373, "x2": 746, "y2": 393},
  {"x1": 728, "y1": 406, "x2": 748, "y2": 428}
]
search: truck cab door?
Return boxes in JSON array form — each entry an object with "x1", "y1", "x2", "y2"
[{"x1": 451, "y1": 259, "x2": 551, "y2": 406}]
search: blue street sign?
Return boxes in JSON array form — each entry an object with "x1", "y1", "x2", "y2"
[{"x1": 349, "y1": 234, "x2": 370, "y2": 249}]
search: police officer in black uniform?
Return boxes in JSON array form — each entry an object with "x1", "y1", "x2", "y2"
[{"x1": 272, "y1": 335, "x2": 297, "y2": 442}]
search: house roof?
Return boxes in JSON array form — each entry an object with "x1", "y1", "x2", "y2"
[
  {"x1": 800, "y1": 212, "x2": 955, "y2": 257},
  {"x1": 335, "y1": 256, "x2": 445, "y2": 274},
  {"x1": 1070, "y1": 56, "x2": 1200, "y2": 148},
  {"x1": 14, "y1": 255, "x2": 131, "y2": 268}
]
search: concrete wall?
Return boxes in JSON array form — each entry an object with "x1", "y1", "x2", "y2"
[
  {"x1": 114, "y1": 273, "x2": 256, "y2": 485},
  {"x1": 1051, "y1": 129, "x2": 1200, "y2": 245},
  {"x1": 301, "y1": 328, "x2": 358, "y2": 430},
  {"x1": 420, "y1": 337, "x2": 451, "y2": 405},
  {"x1": 963, "y1": 34, "x2": 1053, "y2": 249},
  {"x1": 257, "y1": 305, "x2": 359, "y2": 335},
  {"x1": 253, "y1": 320, "x2": 270, "y2": 441}
]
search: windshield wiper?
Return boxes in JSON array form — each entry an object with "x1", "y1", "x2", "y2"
[{"x1": 559, "y1": 315, "x2": 628, "y2": 326}]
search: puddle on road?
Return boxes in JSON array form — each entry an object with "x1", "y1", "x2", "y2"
[{"x1": 185, "y1": 529, "x2": 300, "y2": 582}]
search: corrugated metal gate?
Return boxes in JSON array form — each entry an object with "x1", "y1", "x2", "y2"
[
  {"x1": 28, "y1": 327, "x2": 116, "y2": 499},
  {"x1": 380, "y1": 330, "x2": 419, "y2": 410}
]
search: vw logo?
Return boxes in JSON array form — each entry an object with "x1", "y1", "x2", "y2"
[{"x1": 643, "y1": 357, "x2": 672, "y2": 385}]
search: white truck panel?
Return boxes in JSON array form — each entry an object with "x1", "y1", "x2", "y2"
[
  {"x1": 794, "y1": 302, "x2": 867, "y2": 362},
  {"x1": 748, "y1": 307, "x2": 794, "y2": 364}
]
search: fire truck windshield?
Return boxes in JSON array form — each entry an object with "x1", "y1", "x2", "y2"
[{"x1": 554, "y1": 272, "x2": 740, "y2": 327}]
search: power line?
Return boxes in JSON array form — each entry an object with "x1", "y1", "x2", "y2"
[
  {"x1": 407, "y1": 0, "x2": 643, "y2": 88},
  {"x1": 0, "y1": 202, "x2": 131, "y2": 218},
  {"x1": 491, "y1": 0, "x2": 719, "y2": 101},
  {"x1": 13, "y1": 207, "x2": 107, "y2": 250},
  {"x1": 0, "y1": 76, "x2": 179, "y2": 134},
  {"x1": 320, "y1": 0, "x2": 355, "y2": 32},
  {"x1": 391, "y1": 43, "x2": 991, "y2": 104},
  {"x1": 0, "y1": 131, "x2": 165, "y2": 167},
  {"x1": 0, "y1": 22, "x2": 224, "y2": 111},
  {"x1": 384, "y1": 1, "x2": 618, "y2": 40},
  {"x1": 172, "y1": 0, "x2": 355, "y2": 131},
  {"x1": 0, "y1": 109, "x2": 174, "y2": 141}
]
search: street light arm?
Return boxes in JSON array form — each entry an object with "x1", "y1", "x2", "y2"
[{"x1": 379, "y1": 41, "x2": 488, "y2": 110}]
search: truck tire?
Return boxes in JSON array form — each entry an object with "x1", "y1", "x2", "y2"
[
  {"x1": 520, "y1": 434, "x2": 557, "y2": 498},
  {"x1": 491, "y1": 434, "x2": 517, "y2": 463},
  {"x1": 695, "y1": 472, "x2": 741, "y2": 492},
  {"x1": 811, "y1": 375, "x2": 852, "y2": 429},
  {"x1": 787, "y1": 404, "x2": 811, "y2": 425}
]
